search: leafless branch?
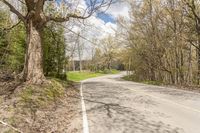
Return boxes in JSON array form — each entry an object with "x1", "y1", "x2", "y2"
[
  {"x1": 1, "y1": 0, "x2": 25, "y2": 23},
  {"x1": 47, "y1": 0, "x2": 113, "y2": 23},
  {"x1": 0, "y1": 120, "x2": 23, "y2": 133},
  {"x1": 17, "y1": 0, "x2": 25, "y2": 5}
]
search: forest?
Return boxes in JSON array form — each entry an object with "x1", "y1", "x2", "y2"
[{"x1": 118, "y1": 0, "x2": 200, "y2": 86}]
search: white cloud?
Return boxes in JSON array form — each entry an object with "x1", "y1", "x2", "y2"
[
  {"x1": 67, "y1": 0, "x2": 130, "y2": 39},
  {"x1": 66, "y1": 0, "x2": 130, "y2": 60},
  {"x1": 103, "y1": 1, "x2": 130, "y2": 19},
  {"x1": 86, "y1": 15, "x2": 116, "y2": 38},
  {"x1": 83, "y1": 1, "x2": 130, "y2": 40}
]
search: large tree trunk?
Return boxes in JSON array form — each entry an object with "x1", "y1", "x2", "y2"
[
  {"x1": 22, "y1": 20, "x2": 45, "y2": 84},
  {"x1": 198, "y1": 40, "x2": 200, "y2": 85}
]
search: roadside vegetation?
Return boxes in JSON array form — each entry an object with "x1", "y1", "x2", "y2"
[
  {"x1": 0, "y1": 77, "x2": 80, "y2": 133},
  {"x1": 118, "y1": 0, "x2": 200, "y2": 90},
  {"x1": 123, "y1": 76, "x2": 163, "y2": 86},
  {"x1": 67, "y1": 69, "x2": 119, "y2": 82},
  {"x1": 67, "y1": 71, "x2": 105, "y2": 82}
]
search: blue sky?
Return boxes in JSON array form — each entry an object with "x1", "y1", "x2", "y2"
[
  {"x1": 56, "y1": 0, "x2": 116, "y2": 24},
  {"x1": 96, "y1": 12, "x2": 116, "y2": 23},
  {"x1": 84, "y1": 0, "x2": 117, "y2": 24}
]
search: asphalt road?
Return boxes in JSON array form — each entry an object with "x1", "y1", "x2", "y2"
[{"x1": 81, "y1": 73, "x2": 200, "y2": 133}]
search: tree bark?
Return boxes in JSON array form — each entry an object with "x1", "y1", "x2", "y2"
[
  {"x1": 22, "y1": 20, "x2": 45, "y2": 84},
  {"x1": 77, "y1": 34, "x2": 82, "y2": 72},
  {"x1": 197, "y1": 36, "x2": 200, "y2": 84},
  {"x1": 187, "y1": 45, "x2": 192, "y2": 85}
]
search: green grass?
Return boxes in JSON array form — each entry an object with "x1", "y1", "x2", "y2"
[
  {"x1": 96, "y1": 69, "x2": 120, "y2": 74},
  {"x1": 123, "y1": 75, "x2": 162, "y2": 85},
  {"x1": 67, "y1": 71, "x2": 105, "y2": 82},
  {"x1": 67, "y1": 70, "x2": 120, "y2": 82},
  {"x1": 141, "y1": 80, "x2": 162, "y2": 85},
  {"x1": 110, "y1": 69, "x2": 120, "y2": 74}
]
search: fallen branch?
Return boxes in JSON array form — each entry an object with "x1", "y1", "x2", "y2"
[{"x1": 0, "y1": 120, "x2": 23, "y2": 133}]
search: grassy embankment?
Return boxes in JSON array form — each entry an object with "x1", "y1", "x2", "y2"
[
  {"x1": 67, "y1": 69, "x2": 119, "y2": 82},
  {"x1": 0, "y1": 77, "x2": 81, "y2": 133}
]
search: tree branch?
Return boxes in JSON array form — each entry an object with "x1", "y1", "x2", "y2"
[
  {"x1": 184, "y1": 0, "x2": 200, "y2": 22},
  {"x1": 1, "y1": 0, "x2": 25, "y2": 22},
  {"x1": 47, "y1": 13, "x2": 92, "y2": 23},
  {"x1": 17, "y1": 0, "x2": 25, "y2": 5},
  {"x1": 46, "y1": 0, "x2": 113, "y2": 23},
  {"x1": 0, "y1": 120, "x2": 23, "y2": 133}
]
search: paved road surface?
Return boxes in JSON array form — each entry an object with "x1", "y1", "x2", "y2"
[{"x1": 81, "y1": 73, "x2": 200, "y2": 133}]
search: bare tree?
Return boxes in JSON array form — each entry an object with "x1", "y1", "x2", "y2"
[
  {"x1": 183, "y1": 0, "x2": 200, "y2": 84},
  {"x1": 77, "y1": 32, "x2": 83, "y2": 72}
]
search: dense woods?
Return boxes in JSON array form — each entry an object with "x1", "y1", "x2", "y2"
[
  {"x1": 118, "y1": 0, "x2": 200, "y2": 86},
  {"x1": 43, "y1": 22, "x2": 66, "y2": 79},
  {"x1": 0, "y1": 10, "x2": 25, "y2": 72}
]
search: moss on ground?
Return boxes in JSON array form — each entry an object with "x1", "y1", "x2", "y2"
[{"x1": 19, "y1": 79, "x2": 65, "y2": 109}]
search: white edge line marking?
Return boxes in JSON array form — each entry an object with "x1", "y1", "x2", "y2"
[{"x1": 80, "y1": 81, "x2": 89, "y2": 133}]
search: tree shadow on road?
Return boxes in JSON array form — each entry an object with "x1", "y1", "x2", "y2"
[{"x1": 80, "y1": 81, "x2": 184, "y2": 133}]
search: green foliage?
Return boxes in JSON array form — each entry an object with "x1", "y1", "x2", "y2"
[
  {"x1": 7, "y1": 24, "x2": 25, "y2": 71},
  {"x1": 43, "y1": 23, "x2": 67, "y2": 80},
  {"x1": 102, "y1": 69, "x2": 111, "y2": 74},
  {"x1": 97, "y1": 69, "x2": 119, "y2": 74},
  {"x1": 110, "y1": 69, "x2": 120, "y2": 74},
  {"x1": 67, "y1": 71, "x2": 105, "y2": 82},
  {"x1": 0, "y1": 10, "x2": 67, "y2": 80},
  {"x1": 0, "y1": 11, "x2": 11, "y2": 68},
  {"x1": 0, "y1": 10, "x2": 25, "y2": 72}
]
